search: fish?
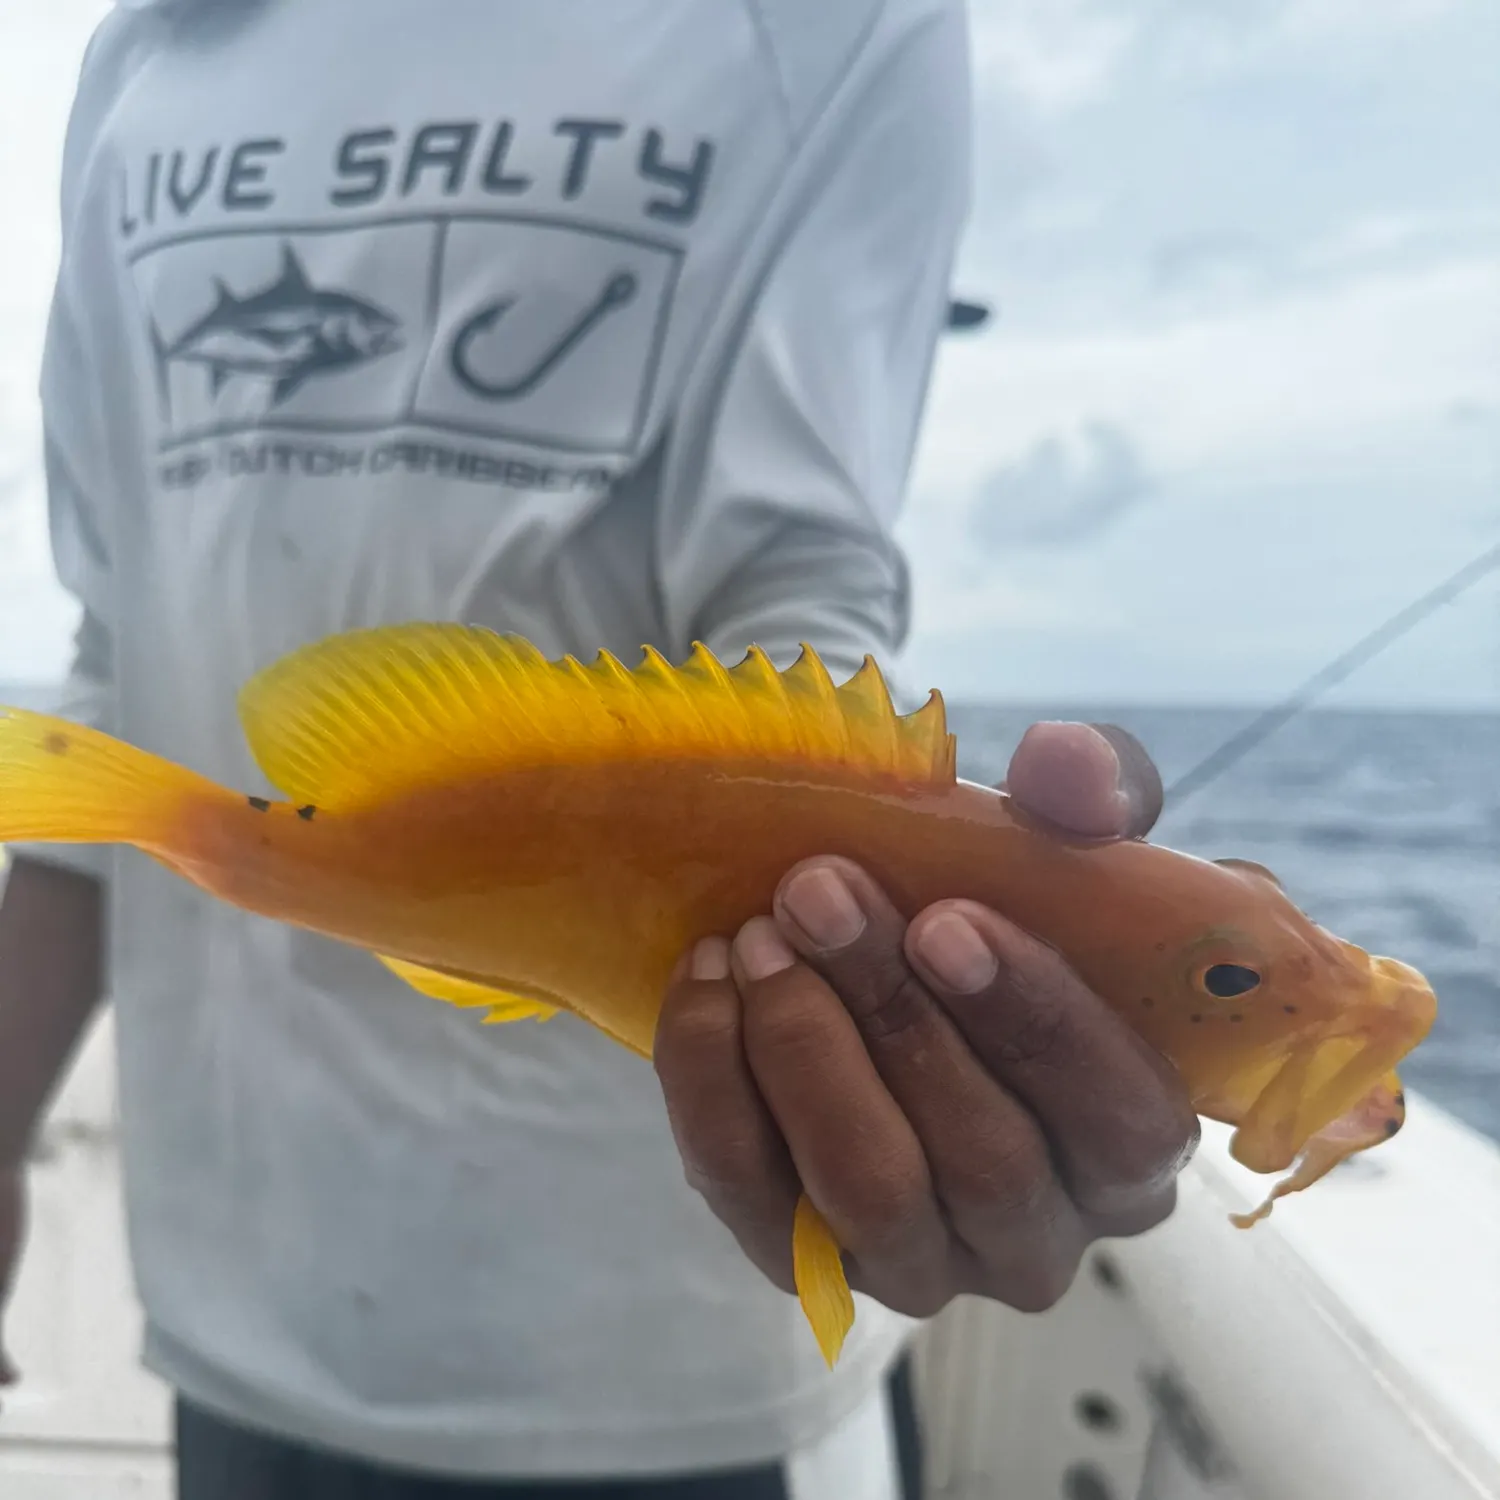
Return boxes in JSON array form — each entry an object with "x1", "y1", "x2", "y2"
[
  {"x1": 0, "y1": 623, "x2": 1437, "y2": 1365},
  {"x1": 150, "y1": 243, "x2": 403, "y2": 408}
]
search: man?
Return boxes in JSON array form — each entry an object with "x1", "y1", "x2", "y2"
[{"x1": 0, "y1": 0, "x2": 1196, "y2": 1495}]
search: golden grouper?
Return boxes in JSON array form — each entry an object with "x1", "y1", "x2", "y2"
[{"x1": 0, "y1": 623, "x2": 1436, "y2": 1363}]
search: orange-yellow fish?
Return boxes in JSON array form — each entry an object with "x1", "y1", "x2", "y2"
[{"x1": 0, "y1": 624, "x2": 1436, "y2": 1364}]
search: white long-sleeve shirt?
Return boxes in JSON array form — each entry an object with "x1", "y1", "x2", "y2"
[{"x1": 25, "y1": 0, "x2": 971, "y2": 1479}]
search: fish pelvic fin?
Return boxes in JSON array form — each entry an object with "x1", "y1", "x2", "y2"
[
  {"x1": 0, "y1": 706, "x2": 222, "y2": 855},
  {"x1": 236, "y1": 623, "x2": 955, "y2": 811},
  {"x1": 374, "y1": 953, "x2": 561, "y2": 1025},
  {"x1": 793, "y1": 1196, "x2": 855, "y2": 1368}
]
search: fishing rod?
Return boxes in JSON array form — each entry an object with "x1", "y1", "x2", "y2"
[{"x1": 1166, "y1": 537, "x2": 1500, "y2": 806}]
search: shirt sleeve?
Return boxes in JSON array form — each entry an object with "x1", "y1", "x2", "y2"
[
  {"x1": 12, "y1": 17, "x2": 137, "y2": 881},
  {"x1": 654, "y1": 0, "x2": 971, "y2": 691}
]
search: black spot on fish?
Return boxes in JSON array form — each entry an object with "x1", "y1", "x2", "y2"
[
  {"x1": 42, "y1": 732, "x2": 69, "y2": 755},
  {"x1": 1190, "y1": 1013, "x2": 1203, "y2": 1024},
  {"x1": 1140, "y1": 997, "x2": 1154, "y2": 1009},
  {"x1": 1154, "y1": 941, "x2": 1167, "y2": 952},
  {"x1": 1284, "y1": 1005, "x2": 1299, "y2": 1015},
  {"x1": 247, "y1": 796, "x2": 270, "y2": 812},
  {"x1": 1383, "y1": 1117, "x2": 1401, "y2": 1137},
  {"x1": 1230, "y1": 1014, "x2": 1244, "y2": 1023},
  {"x1": 296, "y1": 804, "x2": 317, "y2": 821}
]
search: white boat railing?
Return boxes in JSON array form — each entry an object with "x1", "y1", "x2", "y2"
[{"x1": 916, "y1": 1092, "x2": 1500, "y2": 1500}]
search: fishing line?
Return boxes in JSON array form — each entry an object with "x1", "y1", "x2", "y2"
[{"x1": 1166, "y1": 538, "x2": 1500, "y2": 806}]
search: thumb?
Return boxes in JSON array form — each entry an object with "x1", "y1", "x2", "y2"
[{"x1": 1003, "y1": 722, "x2": 1164, "y2": 841}]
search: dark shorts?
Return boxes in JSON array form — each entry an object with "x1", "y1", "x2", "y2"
[{"x1": 175, "y1": 1354, "x2": 925, "y2": 1500}]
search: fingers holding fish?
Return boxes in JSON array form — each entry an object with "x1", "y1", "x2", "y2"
[
  {"x1": 1004, "y1": 721, "x2": 1165, "y2": 840},
  {"x1": 772, "y1": 857, "x2": 1090, "y2": 1266},
  {"x1": 654, "y1": 937, "x2": 803, "y2": 1293},
  {"x1": 728, "y1": 916, "x2": 960, "y2": 1318},
  {"x1": 905, "y1": 899, "x2": 1199, "y2": 1225}
]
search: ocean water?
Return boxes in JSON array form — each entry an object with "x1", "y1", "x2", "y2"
[
  {"x1": 4, "y1": 681, "x2": 1496, "y2": 1144},
  {"x1": 948, "y1": 703, "x2": 1500, "y2": 1145}
]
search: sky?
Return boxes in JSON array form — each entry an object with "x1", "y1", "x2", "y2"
[{"x1": 0, "y1": 0, "x2": 1496, "y2": 706}]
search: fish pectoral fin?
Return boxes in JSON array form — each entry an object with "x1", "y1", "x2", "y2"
[
  {"x1": 792, "y1": 1196, "x2": 855, "y2": 1368},
  {"x1": 374, "y1": 953, "x2": 560, "y2": 1026}
]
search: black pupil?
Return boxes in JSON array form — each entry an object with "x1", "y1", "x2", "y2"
[{"x1": 1204, "y1": 963, "x2": 1261, "y2": 999}]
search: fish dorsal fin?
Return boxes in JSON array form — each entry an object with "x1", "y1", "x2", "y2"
[
  {"x1": 237, "y1": 624, "x2": 954, "y2": 811},
  {"x1": 275, "y1": 243, "x2": 311, "y2": 293},
  {"x1": 211, "y1": 277, "x2": 237, "y2": 309}
]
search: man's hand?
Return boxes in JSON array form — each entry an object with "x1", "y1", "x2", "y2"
[{"x1": 655, "y1": 722, "x2": 1197, "y2": 1319}]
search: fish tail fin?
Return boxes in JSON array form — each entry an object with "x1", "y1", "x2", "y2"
[
  {"x1": 793, "y1": 1196, "x2": 856, "y2": 1368},
  {"x1": 0, "y1": 706, "x2": 216, "y2": 856}
]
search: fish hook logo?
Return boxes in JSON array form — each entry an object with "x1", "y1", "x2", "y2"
[{"x1": 448, "y1": 270, "x2": 638, "y2": 402}]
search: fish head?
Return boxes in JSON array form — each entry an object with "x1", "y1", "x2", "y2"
[
  {"x1": 1154, "y1": 860, "x2": 1436, "y2": 1177},
  {"x1": 320, "y1": 301, "x2": 402, "y2": 360},
  {"x1": 1219, "y1": 945, "x2": 1434, "y2": 1176}
]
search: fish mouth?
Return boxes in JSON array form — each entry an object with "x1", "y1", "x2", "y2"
[{"x1": 1229, "y1": 952, "x2": 1437, "y2": 1175}]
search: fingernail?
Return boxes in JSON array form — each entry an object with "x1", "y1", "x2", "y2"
[
  {"x1": 781, "y1": 866, "x2": 866, "y2": 951},
  {"x1": 691, "y1": 936, "x2": 731, "y2": 982},
  {"x1": 734, "y1": 918, "x2": 797, "y2": 982},
  {"x1": 914, "y1": 911, "x2": 997, "y2": 994}
]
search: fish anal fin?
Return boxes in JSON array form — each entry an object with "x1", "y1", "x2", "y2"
[
  {"x1": 374, "y1": 953, "x2": 559, "y2": 1024},
  {"x1": 793, "y1": 1196, "x2": 855, "y2": 1368},
  {"x1": 236, "y1": 625, "x2": 952, "y2": 810},
  {"x1": 270, "y1": 369, "x2": 311, "y2": 406}
]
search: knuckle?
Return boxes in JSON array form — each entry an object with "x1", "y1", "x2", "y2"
[
  {"x1": 836, "y1": 1156, "x2": 932, "y2": 1257},
  {"x1": 943, "y1": 1126, "x2": 1055, "y2": 1224},
  {"x1": 1093, "y1": 1098, "x2": 1200, "y2": 1194},
  {"x1": 655, "y1": 991, "x2": 737, "y2": 1068},
  {"x1": 881, "y1": 1278, "x2": 956, "y2": 1321},
  {"x1": 995, "y1": 1006, "x2": 1070, "y2": 1070},
  {"x1": 1004, "y1": 1256, "x2": 1079, "y2": 1314},
  {"x1": 856, "y1": 971, "x2": 934, "y2": 1045}
]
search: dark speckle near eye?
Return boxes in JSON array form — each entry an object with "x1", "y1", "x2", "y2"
[
  {"x1": 42, "y1": 732, "x2": 69, "y2": 756},
  {"x1": 1384, "y1": 1117, "x2": 1401, "y2": 1137},
  {"x1": 247, "y1": 796, "x2": 270, "y2": 812},
  {"x1": 296, "y1": 804, "x2": 317, "y2": 822},
  {"x1": 1394, "y1": 1091, "x2": 1405, "y2": 1107},
  {"x1": 1284, "y1": 1005, "x2": 1299, "y2": 1015}
]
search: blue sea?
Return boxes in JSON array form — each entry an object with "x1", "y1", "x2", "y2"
[
  {"x1": 948, "y1": 703, "x2": 1500, "y2": 1145},
  {"x1": 4, "y1": 682, "x2": 1495, "y2": 1144}
]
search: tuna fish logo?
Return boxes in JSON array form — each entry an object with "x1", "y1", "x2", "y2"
[{"x1": 150, "y1": 244, "x2": 403, "y2": 413}]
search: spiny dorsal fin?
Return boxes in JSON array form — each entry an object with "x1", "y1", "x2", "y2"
[{"x1": 237, "y1": 624, "x2": 954, "y2": 811}]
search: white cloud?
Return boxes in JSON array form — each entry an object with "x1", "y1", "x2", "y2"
[
  {"x1": 1147, "y1": 0, "x2": 1480, "y2": 76},
  {"x1": 968, "y1": 1, "x2": 1138, "y2": 115},
  {"x1": 913, "y1": 255, "x2": 1500, "y2": 504},
  {"x1": 970, "y1": 420, "x2": 1152, "y2": 550}
]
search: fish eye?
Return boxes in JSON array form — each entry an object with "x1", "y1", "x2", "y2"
[{"x1": 1202, "y1": 963, "x2": 1262, "y2": 999}]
